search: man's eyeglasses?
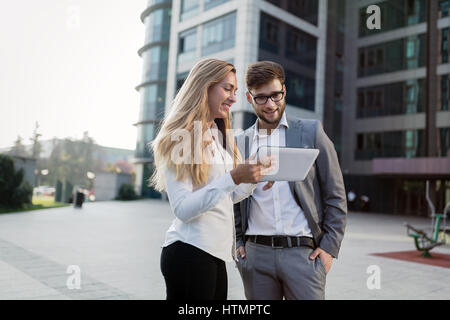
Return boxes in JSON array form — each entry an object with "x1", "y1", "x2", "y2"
[{"x1": 248, "y1": 90, "x2": 285, "y2": 105}]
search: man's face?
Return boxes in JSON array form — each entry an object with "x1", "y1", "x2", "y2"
[{"x1": 246, "y1": 79, "x2": 286, "y2": 127}]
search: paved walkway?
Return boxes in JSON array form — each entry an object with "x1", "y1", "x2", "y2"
[{"x1": 0, "y1": 199, "x2": 449, "y2": 300}]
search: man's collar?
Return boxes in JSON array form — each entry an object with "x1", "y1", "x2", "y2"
[{"x1": 253, "y1": 111, "x2": 289, "y2": 140}]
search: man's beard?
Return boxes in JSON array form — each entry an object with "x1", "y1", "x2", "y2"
[{"x1": 256, "y1": 101, "x2": 285, "y2": 125}]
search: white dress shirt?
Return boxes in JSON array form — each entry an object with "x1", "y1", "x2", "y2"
[
  {"x1": 246, "y1": 112, "x2": 313, "y2": 238},
  {"x1": 163, "y1": 125, "x2": 256, "y2": 262}
]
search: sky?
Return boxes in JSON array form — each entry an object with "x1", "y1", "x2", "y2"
[{"x1": 0, "y1": 0, "x2": 146, "y2": 150}]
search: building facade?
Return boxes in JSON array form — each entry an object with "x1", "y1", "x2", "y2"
[
  {"x1": 341, "y1": 0, "x2": 450, "y2": 215},
  {"x1": 166, "y1": 0, "x2": 329, "y2": 131},
  {"x1": 136, "y1": 0, "x2": 333, "y2": 199},
  {"x1": 135, "y1": 0, "x2": 450, "y2": 215},
  {"x1": 134, "y1": 0, "x2": 172, "y2": 198}
]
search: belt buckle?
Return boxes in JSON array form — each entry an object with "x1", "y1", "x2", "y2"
[{"x1": 271, "y1": 237, "x2": 284, "y2": 249}]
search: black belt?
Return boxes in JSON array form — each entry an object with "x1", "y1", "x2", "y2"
[{"x1": 245, "y1": 235, "x2": 315, "y2": 249}]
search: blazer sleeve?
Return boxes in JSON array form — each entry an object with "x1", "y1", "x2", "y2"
[{"x1": 314, "y1": 121, "x2": 348, "y2": 258}]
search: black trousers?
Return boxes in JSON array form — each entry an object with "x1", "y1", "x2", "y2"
[{"x1": 160, "y1": 241, "x2": 228, "y2": 300}]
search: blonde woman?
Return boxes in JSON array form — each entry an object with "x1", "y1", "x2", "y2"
[{"x1": 150, "y1": 59, "x2": 272, "y2": 300}]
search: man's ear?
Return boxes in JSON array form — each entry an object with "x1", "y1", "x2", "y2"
[
  {"x1": 246, "y1": 91, "x2": 253, "y2": 105},
  {"x1": 283, "y1": 84, "x2": 286, "y2": 95}
]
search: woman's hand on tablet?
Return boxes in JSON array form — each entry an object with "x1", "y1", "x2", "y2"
[{"x1": 230, "y1": 156, "x2": 275, "y2": 185}]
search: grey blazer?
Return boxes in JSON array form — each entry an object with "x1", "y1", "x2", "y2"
[{"x1": 234, "y1": 116, "x2": 347, "y2": 258}]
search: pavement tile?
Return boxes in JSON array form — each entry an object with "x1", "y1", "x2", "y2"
[{"x1": 0, "y1": 200, "x2": 448, "y2": 300}]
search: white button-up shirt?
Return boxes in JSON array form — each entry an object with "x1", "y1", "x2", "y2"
[
  {"x1": 246, "y1": 112, "x2": 313, "y2": 237},
  {"x1": 163, "y1": 124, "x2": 256, "y2": 262}
]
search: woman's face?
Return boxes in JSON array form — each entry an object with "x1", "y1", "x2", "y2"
[{"x1": 207, "y1": 71, "x2": 238, "y2": 121}]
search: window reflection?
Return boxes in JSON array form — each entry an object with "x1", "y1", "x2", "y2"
[
  {"x1": 139, "y1": 84, "x2": 166, "y2": 123},
  {"x1": 357, "y1": 80, "x2": 425, "y2": 118},
  {"x1": 358, "y1": 35, "x2": 426, "y2": 77},
  {"x1": 142, "y1": 46, "x2": 169, "y2": 82},
  {"x1": 180, "y1": 0, "x2": 199, "y2": 21},
  {"x1": 178, "y1": 28, "x2": 197, "y2": 65},
  {"x1": 355, "y1": 130, "x2": 425, "y2": 160},
  {"x1": 144, "y1": 8, "x2": 171, "y2": 44},
  {"x1": 201, "y1": 12, "x2": 236, "y2": 56},
  {"x1": 204, "y1": 0, "x2": 229, "y2": 11}
]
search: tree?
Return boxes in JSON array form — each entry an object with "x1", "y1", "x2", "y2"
[
  {"x1": 29, "y1": 122, "x2": 42, "y2": 159},
  {"x1": 9, "y1": 136, "x2": 29, "y2": 157},
  {"x1": 46, "y1": 132, "x2": 102, "y2": 188},
  {"x1": 0, "y1": 154, "x2": 33, "y2": 208}
]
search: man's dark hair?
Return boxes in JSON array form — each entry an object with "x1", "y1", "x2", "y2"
[{"x1": 245, "y1": 61, "x2": 285, "y2": 91}]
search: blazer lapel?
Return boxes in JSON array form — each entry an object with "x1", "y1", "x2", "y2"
[
  {"x1": 286, "y1": 118, "x2": 303, "y2": 193},
  {"x1": 286, "y1": 117, "x2": 303, "y2": 148}
]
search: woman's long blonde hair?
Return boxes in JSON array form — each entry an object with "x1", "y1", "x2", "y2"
[{"x1": 149, "y1": 58, "x2": 242, "y2": 191}]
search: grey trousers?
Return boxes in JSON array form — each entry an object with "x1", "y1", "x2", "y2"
[{"x1": 235, "y1": 240, "x2": 327, "y2": 300}]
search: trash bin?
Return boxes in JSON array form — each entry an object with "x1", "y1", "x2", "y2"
[{"x1": 74, "y1": 190, "x2": 85, "y2": 208}]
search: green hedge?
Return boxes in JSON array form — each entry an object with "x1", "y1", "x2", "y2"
[
  {"x1": 116, "y1": 184, "x2": 138, "y2": 201},
  {"x1": 0, "y1": 154, "x2": 33, "y2": 209}
]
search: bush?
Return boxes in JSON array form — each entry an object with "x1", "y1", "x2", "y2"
[
  {"x1": 116, "y1": 184, "x2": 138, "y2": 201},
  {"x1": 0, "y1": 154, "x2": 33, "y2": 209}
]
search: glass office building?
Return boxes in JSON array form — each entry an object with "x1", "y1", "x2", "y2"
[
  {"x1": 135, "y1": 0, "x2": 450, "y2": 215},
  {"x1": 341, "y1": 0, "x2": 450, "y2": 216},
  {"x1": 134, "y1": 0, "x2": 172, "y2": 198}
]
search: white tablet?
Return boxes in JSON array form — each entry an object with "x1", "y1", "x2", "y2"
[{"x1": 256, "y1": 146, "x2": 319, "y2": 182}]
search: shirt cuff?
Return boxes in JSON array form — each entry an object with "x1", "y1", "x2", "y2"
[{"x1": 239, "y1": 183, "x2": 257, "y2": 195}]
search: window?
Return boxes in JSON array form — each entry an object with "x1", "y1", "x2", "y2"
[
  {"x1": 359, "y1": 51, "x2": 365, "y2": 69},
  {"x1": 204, "y1": 0, "x2": 229, "y2": 11},
  {"x1": 367, "y1": 91, "x2": 374, "y2": 107},
  {"x1": 142, "y1": 46, "x2": 169, "y2": 82},
  {"x1": 285, "y1": 26, "x2": 317, "y2": 68},
  {"x1": 285, "y1": 70, "x2": 315, "y2": 111},
  {"x1": 259, "y1": 13, "x2": 280, "y2": 54},
  {"x1": 407, "y1": 0, "x2": 416, "y2": 15},
  {"x1": 360, "y1": 0, "x2": 426, "y2": 37},
  {"x1": 440, "y1": 0, "x2": 450, "y2": 18},
  {"x1": 438, "y1": 128, "x2": 450, "y2": 156},
  {"x1": 180, "y1": 0, "x2": 199, "y2": 21},
  {"x1": 376, "y1": 48, "x2": 384, "y2": 66},
  {"x1": 441, "y1": 75, "x2": 449, "y2": 111},
  {"x1": 287, "y1": 0, "x2": 318, "y2": 25},
  {"x1": 406, "y1": 84, "x2": 417, "y2": 103},
  {"x1": 355, "y1": 130, "x2": 425, "y2": 160},
  {"x1": 364, "y1": 48, "x2": 384, "y2": 68},
  {"x1": 375, "y1": 90, "x2": 383, "y2": 107},
  {"x1": 357, "y1": 134, "x2": 364, "y2": 150},
  {"x1": 442, "y1": 28, "x2": 449, "y2": 64},
  {"x1": 357, "y1": 92, "x2": 365, "y2": 117},
  {"x1": 265, "y1": 21, "x2": 278, "y2": 43},
  {"x1": 406, "y1": 39, "x2": 417, "y2": 59},
  {"x1": 178, "y1": 28, "x2": 197, "y2": 65},
  {"x1": 202, "y1": 12, "x2": 236, "y2": 56},
  {"x1": 145, "y1": 8, "x2": 171, "y2": 43},
  {"x1": 359, "y1": 35, "x2": 426, "y2": 77},
  {"x1": 139, "y1": 84, "x2": 166, "y2": 124},
  {"x1": 357, "y1": 80, "x2": 425, "y2": 118}
]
